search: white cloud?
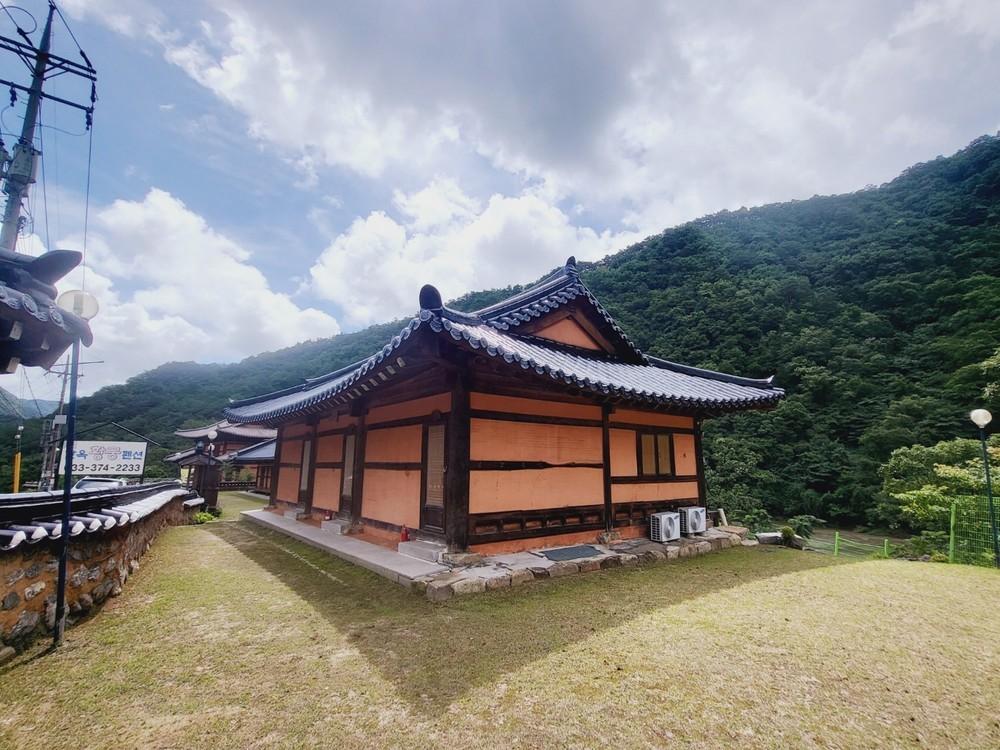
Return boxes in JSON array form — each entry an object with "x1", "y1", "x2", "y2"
[
  {"x1": 308, "y1": 179, "x2": 640, "y2": 327},
  {"x1": 52, "y1": 189, "x2": 339, "y2": 394}
]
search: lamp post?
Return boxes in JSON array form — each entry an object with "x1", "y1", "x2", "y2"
[
  {"x1": 53, "y1": 289, "x2": 99, "y2": 647},
  {"x1": 970, "y1": 409, "x2": 998, "y2": 569}
]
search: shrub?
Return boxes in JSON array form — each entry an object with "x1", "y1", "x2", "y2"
[
  {"x1": 733, "y1": 507, "x2": 772, "y2": 533},
  {"x1": 192, "y1": 511, "x2": 215, "y2": 525},
  {"x1": 779, "y1": 526, "x2": 795, "y2": 544},
  {"x1": 786, "y1": 514, "x2": 824, "y2": 539},
  {"x1": 895, "y1": 530, "x2": 948, "y2": 558}
]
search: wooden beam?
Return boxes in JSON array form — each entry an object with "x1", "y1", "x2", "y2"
[
  {"x1": 349, "y1": 409, "x2": 367, "y2": 525},
  {"x1": 269, "y1": 426, "x2": 282, "y2": 505},
  {"x1": 445, "y1": 371, "x2": 471, "y2": 552},
  {"x1": 694, "y1": 418, "x2": 707, "y2": 506},
  {"x1": 601, "y1": 402, "x2": 613, "y2": 532},
  {"x1": 469, "y1": 460, "x2": 603, "y2": 471}
]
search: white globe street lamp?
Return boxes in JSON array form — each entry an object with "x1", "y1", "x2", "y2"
[
  {"x1": 969, "y1": 409, "x2": 998, "y2": 568},
  {"x1": 970, "y1": 408, "x2": 993, "y2": 429}
]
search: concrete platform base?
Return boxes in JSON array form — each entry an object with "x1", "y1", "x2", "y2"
[
  {"x1": 398, "y1": 539, "x2": 445, "y2": 563},
  {"x1": 241, "y1": 510, "x2": 448, "y2": 586}
]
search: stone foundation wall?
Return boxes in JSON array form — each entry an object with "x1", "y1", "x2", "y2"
[{"x1": 1, "y1": 494, "x2": 193, "y2": 651}]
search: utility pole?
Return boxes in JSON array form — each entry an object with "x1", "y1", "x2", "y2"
[
  {"x1": 0, "y1": 3, "x2": 53, "y2": 250},
  {"x1": 0, "y1": 1, "x2": 96, "y2": 251},
  {"x1": 38, "y1": 356, "x2": 101, "y2": 490}
]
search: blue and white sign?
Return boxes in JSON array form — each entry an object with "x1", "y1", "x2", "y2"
[{"x1": 59, "y1": 440, "x2": 148, "y2": 476}]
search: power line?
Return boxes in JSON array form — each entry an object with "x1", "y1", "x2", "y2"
[
  {"x1": 21, "y1": 367, "x2": 42, "y2": 418},
  {"x1": 38, "y1": 104, "x2": 50, "y2": 249},
  {"x1": 81, "y1": 115, "x2": 92, "y2": 289}
]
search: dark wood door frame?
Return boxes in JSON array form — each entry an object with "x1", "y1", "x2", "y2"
[
  {"x1": 348, "y1": 406, "x2": 367, "y2": 526},
  {"x1": 601, "y1": 402, "x2": 613, "y2": 532},
  {"x1": 419, "y1": 420, "x2": 447, "y2": 534},
  {"x1": 444, "y1": 373, "x2": 471, "y2": 552}
]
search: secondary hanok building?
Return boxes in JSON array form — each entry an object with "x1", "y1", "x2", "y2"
[
  {"x1": 173, "y1": 419, "x2": 277, "y2": 462},
  {"x1": 224, "y1": 259, "x2": 783, "y2": 554},
  {"x1": 229, "y1": 438, "x2": 277, "y2": 493}
]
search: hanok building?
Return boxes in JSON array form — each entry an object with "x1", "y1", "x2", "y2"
[
  {"x1": 166, "y1": 420, "x2": 276, "y2": 494},
  {"x1": 229, "y1": 438, "x2": 277, "y2": 493},
  {"x1": 172, "y1": 420, "x2": 277, "y2": 463},
  {"x1": 224, "y1": 259, "x2": 783, "y2": 554}
]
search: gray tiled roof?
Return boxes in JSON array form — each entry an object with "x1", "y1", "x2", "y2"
[
  {"x1": 230, "y1": 438, "x2": 276, "y2": 464},
  {"x1": 225, "y1": 259, "x2": 783, "y2": 425},
  {"x1": 174, "y1": 420, "x2": 276, "y2": 441}
]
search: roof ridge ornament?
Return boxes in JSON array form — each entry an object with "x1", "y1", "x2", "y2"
[
  {"x1": 419, "y1": 284, "x2": 443, "y2": 312},
  {"x1": 564, "y1": 256, "x2": 578, "y2": 277}
]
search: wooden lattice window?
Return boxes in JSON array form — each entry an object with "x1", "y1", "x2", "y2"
[
  {"x1": 638, "y1": 431, "x2": 673, "y2": 477},
  {"x1": 424, "y1": 424, "x2": 445, "y2": 509}
]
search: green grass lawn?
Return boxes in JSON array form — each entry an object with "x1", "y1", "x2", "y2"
[
  {"x1": 213, "y1": 490, "x2": 267, "y2": 520},
  {"x1": 1, "y1": 497, "x2": 998, "y2": 749}
]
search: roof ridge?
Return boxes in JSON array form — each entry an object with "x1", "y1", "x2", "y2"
[{"x1": 645, "y1": 355, "x2": 780, "y2": 390}]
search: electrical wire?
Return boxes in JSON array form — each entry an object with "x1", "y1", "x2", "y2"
[
  {"x1": 52, "y1": 1, "x2": 92, "y2": 71},
  {"x1": 22, "y1": 367, "x2": 43, "y2": 419},
  {"x1": 38, "y1": 104, "x2": 50, "y2": 250},
  {"x1": 81, "y1": 116, "x2": 92, "y2": 290}
]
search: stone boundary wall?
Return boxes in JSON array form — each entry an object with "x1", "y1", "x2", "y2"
[{"x1": 1, "y1": 493, "x2": 194, "y2": 653}]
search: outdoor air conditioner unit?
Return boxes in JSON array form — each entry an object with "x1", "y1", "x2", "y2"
[
  {"x1": 649, "y1": 511, "x2": 681, "y2": 542},
  {"x1": 679, "y1": 506, "x2": 707, "y2": 535}
]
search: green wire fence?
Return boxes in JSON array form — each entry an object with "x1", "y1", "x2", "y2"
[
  {"x1": 802, "y1": 494, "x2": 999, "y2": 567},
  {"x1": 947, "y1": 495, "x2": 1000, "y2": 567},
  {"x1": 807, "y1": 533, "x2": 891, "y2": 559}
]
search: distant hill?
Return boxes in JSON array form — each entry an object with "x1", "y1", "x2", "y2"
[
  {"x1": 0, "y1": 386, "x2": 58, "y2": 420},
  {"x1": 2, "y1": 134, "x2": 998, "y2": 525}
]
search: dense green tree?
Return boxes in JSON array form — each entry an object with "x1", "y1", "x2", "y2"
[{"x1": 2, "y1": 134, "x2": 999, "y2": 525}]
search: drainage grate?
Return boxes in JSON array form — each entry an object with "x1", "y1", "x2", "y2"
[{"x1": 540, "y1": 544, "x2": 601, "y2": 561}]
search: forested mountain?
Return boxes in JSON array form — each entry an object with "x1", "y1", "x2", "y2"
[
  {"x1": 2, "y1": 134, "x2": 998, "y2": 525},
  {"x1": 0, "y1": 387, "x2": 58, "y2": 419}
]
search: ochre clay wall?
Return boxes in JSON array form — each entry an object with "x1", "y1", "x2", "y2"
[
  {"x1": 470, "y1": 467, "x2": 604, "y2": 513},
  {"x1": 611, "y1": 481, "x2": 700, "y2": 503},
  {"x1": 471, "y1": 420, "x2": 602, "y2": 464},
  {"x1": 609, "y1": 428, "x2": 638, "y2": 476},
  {"x1": 316, "y1": 433, "x2": 344, "y2": 463},
  {"x1": 275, "y1": 464, "x2": 301, "y2": 503},
  {"x1": 530, "y1": 317, "x2": 603, "y2": 351},
  {"x1": 610, "y1": 409, "x2": 694, "y2": 429},
  {"x1": 356, "y1": 395, "x2": 448, "y2": 527},
  {"x1": 367, "y1": 393, "x2": 450, "y2": 425},
  {"x1": 279, "y1": 438, "x2": 303, "y2": 464},
  {"x1": 468, "y1": 393, "x2": 604, "y2": 515},
  {"x1": 361, "y1": 469, "x2": 421, "y2": 528},
  {"x1": 365, "y1": 425, "x2": 422, "y2": 463},
  {"x1": 673, "y1": 433, "x2": 697, "y2": 476},
  {"x1": 471, "y1": 393, "x2": 601, "y2": 420},
  {"x1": 312, "y1": 468, "x2": 342, "y2": 512}
]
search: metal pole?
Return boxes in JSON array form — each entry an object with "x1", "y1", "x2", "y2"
[
  {"x1": 883, "y1": 538, "x2": 889, "y2": 558},
  {"x1": 0, "y1": 3, "x2": 55, "y2": 250},
  {"x1": 53, "y1": 339, "x2": 80, "y2": 646},
  {"x1": 948, "y1": 501, "x2": 957, "y2": 564},
  {"x1": 979, "y1": 427, "x2": 999, "y2": 569},
  {"x1": 12, "y1": 432, "x2": 21, "y2": 492}
]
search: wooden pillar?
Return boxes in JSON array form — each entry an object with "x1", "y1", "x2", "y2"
[
  {"x1": 445, "y1": 373, "x2": 471, "y2": 552},
  {"x1": 694, "y1": 417, "x2": 708, "y2": 506},
  {"x1": 349, "y1": 407, "x2": 367, "y2": 526},
  {"x1": 301, "y1": 421, "x2": 318, "y2": 513},
  {"x1": 269, "y1": 426, "x2": 282, "y2": 506},
  {"x1": 601, "y1": 402, "x2": 613, "y2": 532}
]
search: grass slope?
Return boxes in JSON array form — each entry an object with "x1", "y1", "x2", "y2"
[{"x1": 1, "y1": 494, "x2": 997, "y2": 748}]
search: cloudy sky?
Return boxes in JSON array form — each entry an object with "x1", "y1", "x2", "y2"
[{"x1": 3, "y1": 0, "x2": 998, "y2": 396}]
